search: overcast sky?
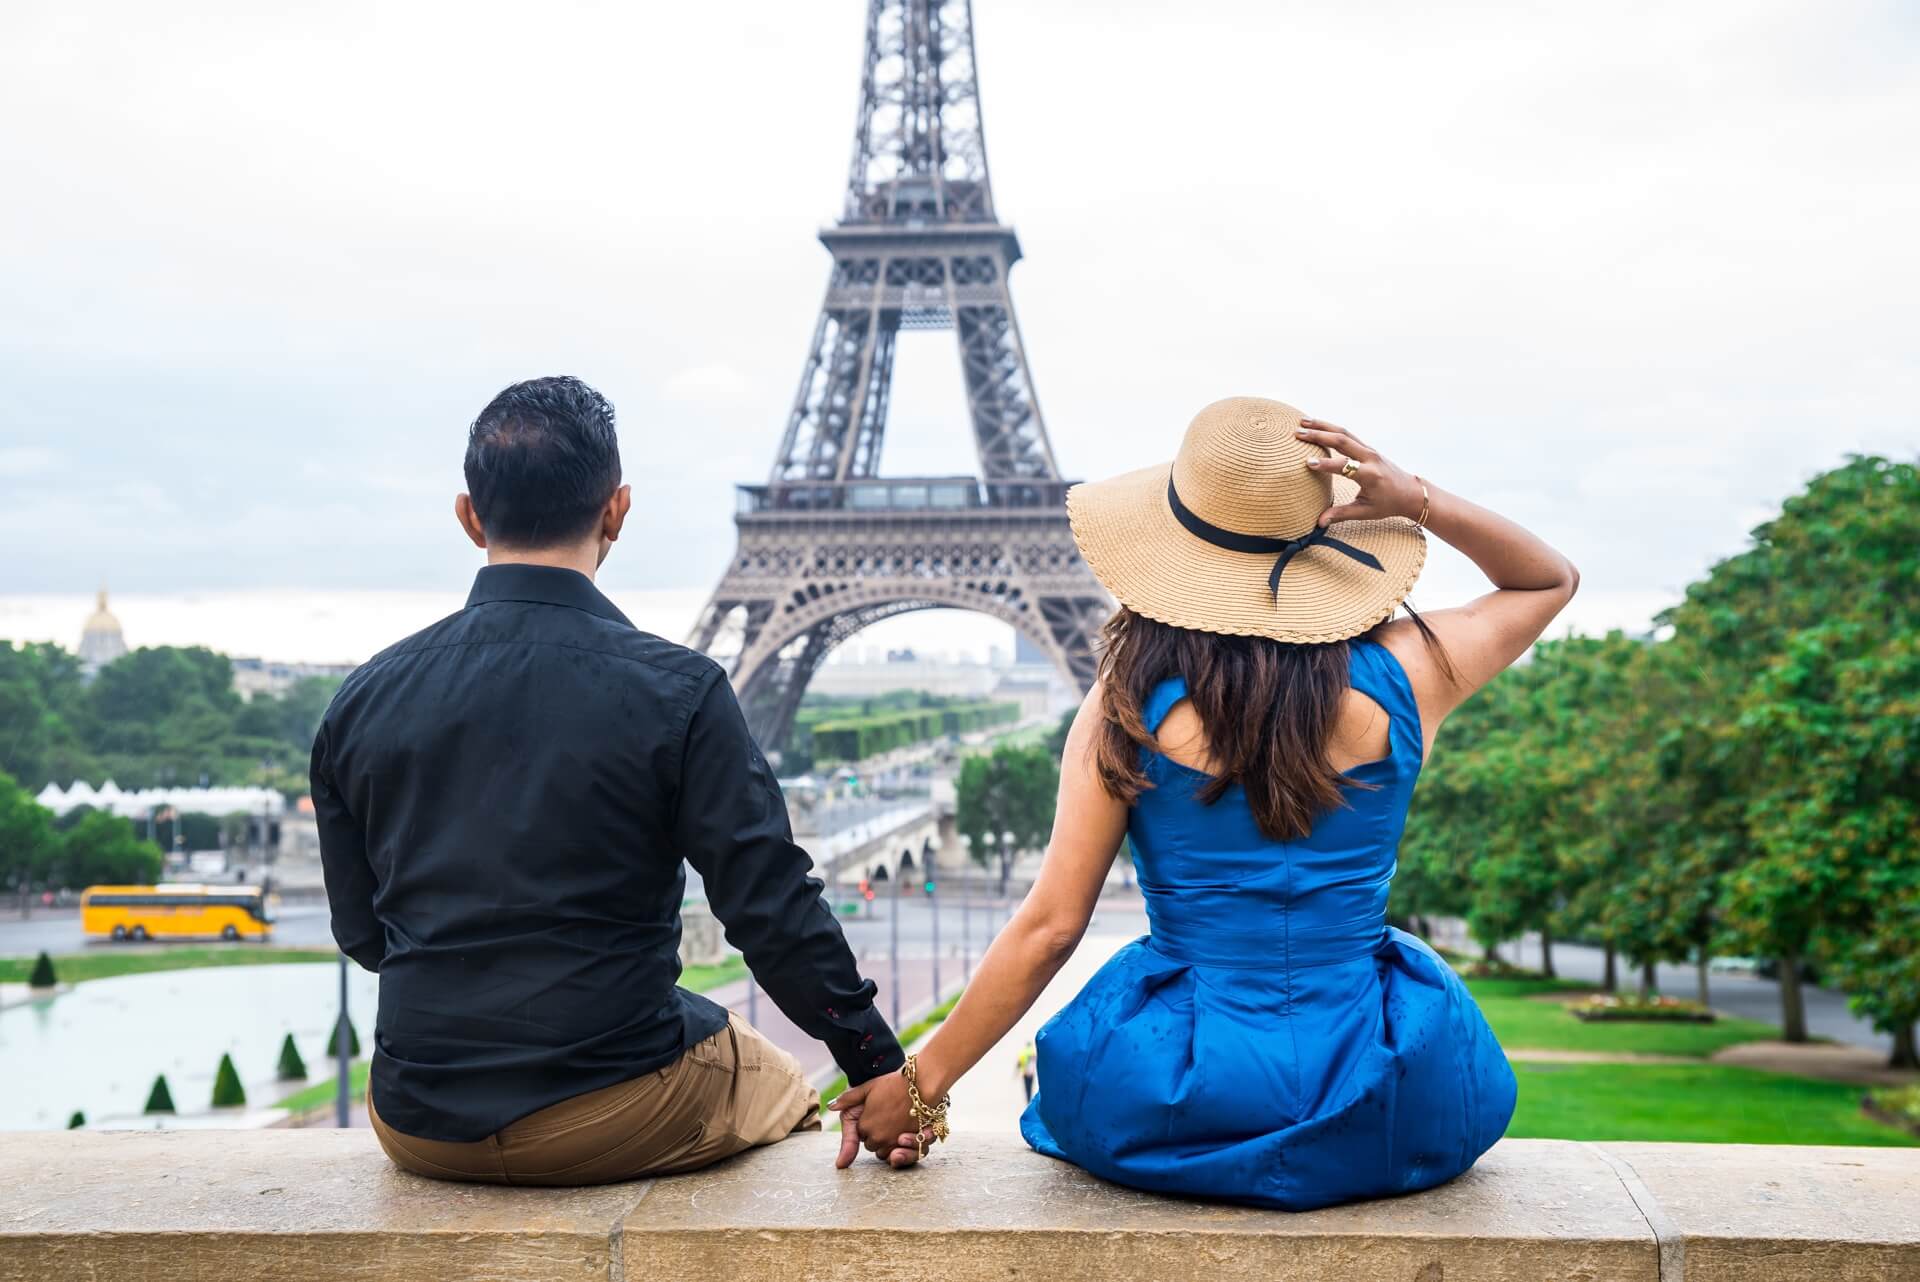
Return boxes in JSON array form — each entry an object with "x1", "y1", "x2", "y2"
[{"x1": 3, "y1": 0, "x2": 1916, "y2": 641}]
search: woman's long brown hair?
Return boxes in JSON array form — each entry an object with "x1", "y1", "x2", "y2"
[{"x1": 1092, "y1": 606, "x2": 1452, "y2": 841}]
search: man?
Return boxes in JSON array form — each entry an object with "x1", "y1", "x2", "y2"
[{"x1": 313, "y1": 375, "x2": 903, "y2": 1184}]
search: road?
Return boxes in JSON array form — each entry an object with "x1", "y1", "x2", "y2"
[{"x1": 0, "y1": 892, "x2": 1148, "y2": 968}]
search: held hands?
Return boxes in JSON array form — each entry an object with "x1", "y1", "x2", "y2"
[
  {"x1": 829, "y1": 1071, "x2": 937, "y2": 1170},
  {"x1": 1297, "y1": 419, "x2": 1427, "y2": 528}
]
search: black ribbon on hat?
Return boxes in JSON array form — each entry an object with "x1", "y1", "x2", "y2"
[{"x1": 1167, "y1": 478, "x2": 1383, "y2": 599}]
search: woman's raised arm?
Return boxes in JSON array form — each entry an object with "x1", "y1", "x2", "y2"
[{"x1": 1297, "y1": 419, "x2": 1579, "y2": 753}]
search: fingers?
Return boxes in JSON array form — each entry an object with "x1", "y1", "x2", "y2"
[
  {"x1": 885, "y1": 1130, "x2": 933, "y2": 1168},
  {"x1": 1297, "y1": 419, "x2": 1376, "y2": 461},
  {"x1": 827, "y1": 1082, "x2": 869, "y2": 1113},
  {"x1": 834, "y1": 1106, "x2": 863, "y2": 1169},
  {"x1": 1304, "y1": 453, "x2": 1367, "y2": 478}
]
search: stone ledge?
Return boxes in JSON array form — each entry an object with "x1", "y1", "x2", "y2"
[{"x1": 0, "y1": 1131, "x2": 1914, "y2": 1281}]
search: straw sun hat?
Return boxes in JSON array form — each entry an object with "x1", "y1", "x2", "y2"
[{"x1": 1066, "y1": 397, "x2": 1426, "y2": 644}]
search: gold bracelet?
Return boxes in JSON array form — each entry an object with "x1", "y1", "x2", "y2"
[
  {"x1": 1414, "y1": 477, "x2": 1431, "y2": 528},
  {"x1": 901, "y1": 1054, "x2": 952, "y2": 1159}
]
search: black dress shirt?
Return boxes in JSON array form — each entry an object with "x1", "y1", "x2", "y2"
[{"x1": 312, "y1": 563, "x2": 903, "y2": 1142}]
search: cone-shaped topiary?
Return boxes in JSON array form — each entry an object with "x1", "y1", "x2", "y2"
[
  {"x1": 275, "y1": 1033, "x2": 308, "y2": 1081},
  {"x1": 67, "y1": 1111, "x2": 85, "y2": 1129},
  {"x1": 27, "y1": 951, "x2": 57, "y2": 989},
  {"x1": 210, "y1": 1053, "x2": 247, "y2": 1108},
  {"x1": 144, "y1": 1075, "x2": 176, "y2": 1114},
  {"x1": 325, "y1": 1015, "x2": 361, "y2": 1059}
]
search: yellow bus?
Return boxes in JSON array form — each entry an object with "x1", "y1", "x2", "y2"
[{"x1": 80, "y1": 884, "x2": 279, "y2": 943}]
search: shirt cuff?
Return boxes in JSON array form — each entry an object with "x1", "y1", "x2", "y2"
[{"x1": 833, "y1": 1007, "x2": 907, "y2": 1084}]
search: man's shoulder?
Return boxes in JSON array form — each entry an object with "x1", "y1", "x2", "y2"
[
  {"x1": 585, "y1": 620, "x2": 726, "y2": 687},
  {"x1": 340, "y1": 607, "x2": 724, "y2": 694}
]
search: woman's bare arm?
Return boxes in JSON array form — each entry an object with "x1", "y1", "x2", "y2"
[
  {"x1": 831, "y1": 684, "x2": 1127, "y2": 1166},
  {"x1": 1298, "y1": 419, "x2": 1579, "y2": 753}
]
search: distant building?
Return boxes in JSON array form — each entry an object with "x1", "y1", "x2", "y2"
[
  {"x1": 229, "y1": 656, "x2": 357, "y2": 701},
  {"x1": 807, "y1": 655, "x2": 1001, "y2": 699},
  {"x1": 77, "y1": 587, "x2": 127, "y2": 676}
]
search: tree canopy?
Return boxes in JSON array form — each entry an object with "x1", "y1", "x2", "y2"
[
  {"x1": 0, "y1": 643, "x2": 337, "y2": 796},
  {"x1": 956, "y1": 742, "x2": 1059, "y2": 886},
  {"x1": 1395, "y1": 456, "x2": 1919, "y2": 1065}
]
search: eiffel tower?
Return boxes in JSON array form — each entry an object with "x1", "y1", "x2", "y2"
[{"x1": 688, "y1": 0, "x2": 1111, "y2": 755}]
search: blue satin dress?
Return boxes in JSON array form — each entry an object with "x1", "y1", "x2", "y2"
[{"x1": 1020, "y1": 640, "x2": 1516, "y2": 1211}]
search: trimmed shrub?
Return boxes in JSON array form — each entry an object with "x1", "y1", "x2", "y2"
[
  {"x1": 67, "y1": 1111, "x2": 85, "y2": 1129},
  {"x1": 326, "y1": 1015, "x2": 361, "y2": 1059},
  {"x1": 275, "y1": 1033, "x2": 308, "y2": 1081},
  {"x1": 211, "y1": 1053, "x2": 247, "y2": 1108},
  {"x1": 143, "y1": 1075, "x2": 176, "y2": 1114},
  {"x1": 27, "y1": 951, "x2": 57, "y2": 988}
]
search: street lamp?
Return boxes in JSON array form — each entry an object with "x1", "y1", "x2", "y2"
[{"x1": 335, "y1": 952, "x2": 351, "y2": 1128}]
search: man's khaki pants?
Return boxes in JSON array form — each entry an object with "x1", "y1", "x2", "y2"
[{"x1": 367, "y1": 1013, "x2": 821, "y2": 1185}]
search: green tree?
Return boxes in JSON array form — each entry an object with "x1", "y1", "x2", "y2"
[
  {"x1": 955, "y1": 743, "x2": 1059, "y2": 889},
  {"x1": 276, "y1": 1033, "x2": 309, "y2": 1081},
  {"x1": 1665, "y1": 456, "x2": 1919, "y2": 1048},
  {"x1": 57, "y1": 809, "x2": 163, "y2": 889},
  {"x1": 0, "y1": 769, "x2": 61, "y2": 909},
  {"x1": 66, "y1": 1110, "x2": 85, "y2": 1129},
  {"x1": 144, "y1": 1075, "x2": 176, "y2": 1114},
  {"x1": 210, "y1": 1053, "x2": 247, "y2": 1108},
  {"x1": 1736, "y1": 620, "x2": 1920, "y2": 1066},
  {"x1": 326, "y1": 1015, "x2": 362, "y2": 1059},
  {"x1": 0, "y1": 641, "x2": 94, "y2": 787},
  {"x1": 27, "y1": 951, "x2": 57, "y2": 988}
]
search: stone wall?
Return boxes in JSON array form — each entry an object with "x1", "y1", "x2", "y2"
[{"x1": 1, "y1": 1131, "x2": 1915, "y2": 1281}]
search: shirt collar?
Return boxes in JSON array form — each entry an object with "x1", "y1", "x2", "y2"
[{"x1": 466, "y1": 564, "x2": 633, "y2": 627}]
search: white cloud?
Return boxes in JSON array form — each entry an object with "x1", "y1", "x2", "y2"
[
  {"x1": 0, "y1": 447, "x2": 60, "y2": 478},
  {"x1": 662, "y1": 362, "x2": 762, "y2": 411}
]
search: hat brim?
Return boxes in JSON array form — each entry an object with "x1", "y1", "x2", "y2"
[{"x1": 1067, "y1": 463, "x2": 1427, "y2": 644}]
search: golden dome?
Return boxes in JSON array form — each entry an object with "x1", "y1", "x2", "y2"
[{"x1": 83, "y1": 587, "x2": 122, "y2": 636}]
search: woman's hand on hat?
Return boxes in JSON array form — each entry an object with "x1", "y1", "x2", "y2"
[{"x1": 1297, "y1": 420, "x2": 1425, "y2": 527}]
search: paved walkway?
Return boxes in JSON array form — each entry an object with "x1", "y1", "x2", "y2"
[
  {"x1": 1709, "y1": 1040, "x2": 1920, "y2": 1088},
  {"x1": 1506, "y1": 1048, "x2": 1696, "y2": 1066}
]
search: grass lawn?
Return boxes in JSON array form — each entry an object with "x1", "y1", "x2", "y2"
[
  {"x1": 679, "y1": 955, "x2": 747, "y2": 993},
  {"x1": 0, "y1": 946, "x2": 339, "y2": 985},
  {"x1": 1508, "y1": 1061, "x2": 1917, "y2": 1146},
  {"x1": 278, "y1": 1061, "x2": 372, "y2": 1114},
  {"x1": 1466, "y1": 977, "x2": 1781, "y2": 1058}
]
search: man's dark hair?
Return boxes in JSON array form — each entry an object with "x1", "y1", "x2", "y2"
[{"x1": 465, "y1": 376, "x2": 622, "y2": 548}]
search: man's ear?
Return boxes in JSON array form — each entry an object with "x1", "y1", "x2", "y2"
[
  {"x1": 454, "y1": 493, "x2": 488, "y2": 549},
  {"x1": 602, "y1": 484, "x2": 633, "y2": 543}
]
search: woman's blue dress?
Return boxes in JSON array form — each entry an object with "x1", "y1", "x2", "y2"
[{"x1": 1020, "y1": 640, "x2": 1516, "y2": 1211}]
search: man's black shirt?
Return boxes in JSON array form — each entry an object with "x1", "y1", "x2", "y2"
[{"x1": 312, "y1": 563, "x2": 903, "y2": 1142}]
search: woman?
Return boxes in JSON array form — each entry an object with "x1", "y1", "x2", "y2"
[{"x1": 833, "y1": 397, "x2": 1577, "y2": 1210}]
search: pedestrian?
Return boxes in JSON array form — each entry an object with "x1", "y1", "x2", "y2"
[{"x1": 1016, "y1": 1042, "x2": 1036, "y2": 1104}]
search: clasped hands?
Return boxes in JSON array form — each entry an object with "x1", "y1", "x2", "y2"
[{"x1": 830, "y1": 1069, "x2": 937, "y2": 1169}]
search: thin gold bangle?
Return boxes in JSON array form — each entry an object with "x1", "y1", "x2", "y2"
[{"x1": 1415, "y1": 477, "x2": 1431, "y2": 528}]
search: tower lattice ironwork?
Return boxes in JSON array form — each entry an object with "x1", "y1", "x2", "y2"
[{"x1": 688, "y1": 0, "x2": 1111, "y2": 754}]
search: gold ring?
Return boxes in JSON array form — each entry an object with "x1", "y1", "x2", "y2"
[{"x1": 1340, "y1": 458, "x2": 1359, "y2": 478}]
